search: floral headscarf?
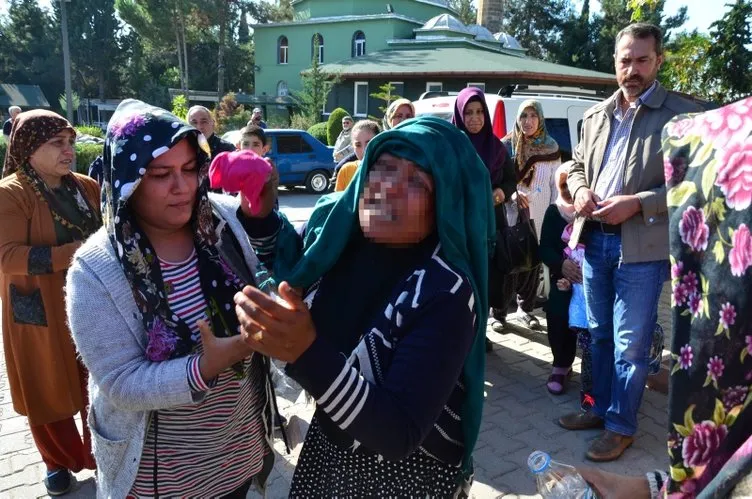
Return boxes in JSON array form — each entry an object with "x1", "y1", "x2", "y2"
[
  {"x1": 502, "y1": 99, "x2": 560, "y2": 187},
  {"x1": 102, "y1": 99, "x2": 246, "y2": 365},
  {"x1": 382, "y1": 98, "x2": 415, "y2": 131},
  {"x1": 662, "y1": 96, "x2": 752, "y2": 497},
  {"x1": 3, "y1": 110, "x2": 99, "y2": 239}
]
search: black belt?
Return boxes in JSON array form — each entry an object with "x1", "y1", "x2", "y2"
[{"x1": 584, "y1": 220, "x2": 621, "y2": 234}]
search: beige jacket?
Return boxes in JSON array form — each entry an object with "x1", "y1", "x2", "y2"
[{"x1": 568, "y1": 82, "x2": 702, "y2": 263}]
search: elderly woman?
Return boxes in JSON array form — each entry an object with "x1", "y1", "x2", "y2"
[
  {"x1": 578, "y1": 97, "x2": 752, "y2": 498},
  {"x1": 499, "y1": 100, "x2": 562, "y2": 331},
  {"x1": 236, "y1": 117, "x2": 494, "y2": 497},
  {"x1": 65, "y1": 100, "x2": 277, "y2": 498},
  {"x1": 452, "y1": 87, "x2": 516, "y2": 341},
  {"x1": 0, "y1": 110, "x2": 100, "y2": 495},
  {"x1": 382, "y1": 98, "x2": 415, "y2": 130}
]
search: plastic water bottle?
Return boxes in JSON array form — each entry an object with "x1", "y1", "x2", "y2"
[{"x1": 527, "y1": 451, "x2": 598, "y2": 499}]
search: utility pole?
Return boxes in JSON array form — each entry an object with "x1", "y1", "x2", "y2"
[{"x1": 60, "y1": 0, "x2": 74, "y2": 123}]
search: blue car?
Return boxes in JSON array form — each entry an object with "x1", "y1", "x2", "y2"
[{"x1": 222, "y1": 129, "x2": 335, "y2": 193}]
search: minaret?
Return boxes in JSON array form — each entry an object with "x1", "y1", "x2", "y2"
[{"x1": 476, "y1": 0, "x2": 504, "y2": 33}]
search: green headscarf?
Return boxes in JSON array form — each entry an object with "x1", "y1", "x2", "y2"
[{"x1": 270, "y1": 116, "x2": 494, "y2": 473}]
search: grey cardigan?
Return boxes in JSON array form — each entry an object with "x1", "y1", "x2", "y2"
[{"x1": 66, "y1": 194, "x2": 274, "y2": 498}]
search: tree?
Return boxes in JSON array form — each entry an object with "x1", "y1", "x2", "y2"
[
  {"x1": 705, "y1": 0, "x2": 752, "y2": 103},
  {"x1": 592, "y1": 0, "x2": 687, "y2": 74},
  {"x1": 293, "y1": 35, "x2": 338, "y2": 122},
  {"x1": 58, "y1": 92, "x2": 81, "y2": 122},
  {"x1": 503, "y1": 0, "x2": 573, "y2": 60},
  {"x1": 660, "y1": 31, "x2": 712, "y2": 100},
  {"x1": 554, "y1": 0, "x2": 598, "y2": 70},
  {"x1": 52, "y1": 0, "x2": 124, "y2": 100},
  {"x1": 370, "y1": 83, "x2": 403, "y2": 116},
  {"x1": 449, "y1": 0, "x2": 477, "y2": 26},
  {"x1": 0, "y1": 0, "x2": 64, "y2": 111}
]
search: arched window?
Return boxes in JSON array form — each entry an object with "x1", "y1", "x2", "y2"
[
  {"x1": 278, "y1": 36, "x2": 289, "y2": 64},
  {"x1": 352, "y1": 31, "x2": 366, "y2": 57},
  {"x1": 312, "y1": 33, "x2": 324, "y2": 64},
  {"x1": 277, "y1": 80, "x2": 289, "y2": 97}
]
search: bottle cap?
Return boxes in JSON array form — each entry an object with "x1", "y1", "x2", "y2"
[{"x1": 527, "y1": 450, "x2": 551, "y2": 474}]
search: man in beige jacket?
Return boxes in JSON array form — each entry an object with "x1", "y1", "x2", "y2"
[{"x1": 559, "y1": 23, "x2": 702, "y2": 462}]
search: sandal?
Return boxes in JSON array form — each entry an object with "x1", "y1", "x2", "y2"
[
  {"x1": 547, "y1": 369, "x2": 572, "y2": 395},
  {"x1": 519, "y1": 313, "x2": 541, "y2": 330},
  {"x1": 491, "y1": 318, "x2": 508, "y2": 334}
]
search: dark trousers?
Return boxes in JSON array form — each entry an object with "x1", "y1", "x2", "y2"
[
  {"x1": 546, "y1": 312, "x2": 578, "y2": 368},
  {"x1": 494, "y1": 265, "x2": 540, "y2": 318}
]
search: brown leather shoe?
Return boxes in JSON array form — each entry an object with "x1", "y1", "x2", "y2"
[
  {"x1": 558, "y1": 410, "x2": 604, "y2": 430},
  {"x1": 586, "y1": 430, "x2": 634, "y2": 462}
]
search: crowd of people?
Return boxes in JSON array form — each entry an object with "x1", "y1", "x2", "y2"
[{"x1": 0, "y1": 22, "x2": 749, "y2": 498}]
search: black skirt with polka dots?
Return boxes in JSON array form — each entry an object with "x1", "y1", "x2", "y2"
[{"x1": 289, "y1": 417, "x2": 466, "y2": 498}]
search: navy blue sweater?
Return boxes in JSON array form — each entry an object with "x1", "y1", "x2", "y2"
[{"x1": 241, "y1": 211, "x2": 476, "y2": 465}]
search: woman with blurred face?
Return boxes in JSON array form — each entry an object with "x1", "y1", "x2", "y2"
[
  {"x1": 235, "y1": 117, "x2": 494, "y2": 497},
  {"x1": 65, "y1": 100, "x2": 279, "y2": 498},
  {"x1": 0, "y1": 110, "x2": 100, "y2": 495}
]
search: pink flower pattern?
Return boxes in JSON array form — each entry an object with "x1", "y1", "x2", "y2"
[
  {"x1": 716, "y1": 133, "x2": 752, "y2": 211},
  {"x1": 719, "y1": 302, "x2": 737, "y2": 329},
  {"x1": 688, "y1": 293, "x2": 702, "y2": 317},
  {"x1": 679, "y1": 207, "x2": 710, "y2": 251},
  {"x1": 707, "y1": 356, "x2": 725, "y2": 382},
  {"x1": 729, "y1": 224, "x2": 752, "y2": 277},
  {"x1": 679, "y1": 344, "x2": 694, "y2": 370},
  {"x1": 682, "y1": 421, "x2": 728, "y2": 468}
]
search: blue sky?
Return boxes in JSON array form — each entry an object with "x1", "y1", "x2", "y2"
[{"x1": 1, "y1": 0, "x2": 729, "y2": 34}]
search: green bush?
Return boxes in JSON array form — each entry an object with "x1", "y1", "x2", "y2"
[
  {"x1": 74, "y1": 143, "x2": 104, "y2": 175},
  {"x1": 75, "y1": 125, "x2": 105, "y2": 138},
  {"x1": 291, "y1": 113, "x2": 316, "y2": 132},
  {"x1": 307, "y1": 122, "x2": 328, "y2": 144},
  {"x1": 326, "y1": 108, "x2": 350, "y2": 146}
]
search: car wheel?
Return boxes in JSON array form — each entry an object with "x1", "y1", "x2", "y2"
[{"x1": 305, "y1": 170, "x2": 330, "y2": 194}]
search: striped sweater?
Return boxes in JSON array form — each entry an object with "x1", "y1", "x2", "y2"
[{"x1": 245, "y1": 212, "x2": 476, "y2": 466}]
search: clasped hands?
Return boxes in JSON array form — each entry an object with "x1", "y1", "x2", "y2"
[
  {"x1": 574, "y1": 188, "x2": 641, "y2": 226},
  {"x1": 196, "y1": 281, "x2": 316, "y2": 383}
]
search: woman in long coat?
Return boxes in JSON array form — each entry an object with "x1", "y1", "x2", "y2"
[{"x1": 0, "y1": 110, "x2": 100, "y2": 495}]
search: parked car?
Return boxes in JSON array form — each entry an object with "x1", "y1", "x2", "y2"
[
  {"x1": 413, "y1": 87, "x2": 604, "y2": 162},
  {"x1": 221, "y1": 129, "x2": 335, "y2": 193}
]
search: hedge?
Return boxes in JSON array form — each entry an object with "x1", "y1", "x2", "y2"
[
  {"x1": 326, "y1": 108, "x2": 350, "y2": 146},
  {"x1": 75, "y1": 125, "x2": 105, "y2": 138},
  {"x1": 307, "y1": 122, "x2": 328, "y2": 145},
  {"x1": 0, "y1": 140, "x2": 103, "y2": 176}
]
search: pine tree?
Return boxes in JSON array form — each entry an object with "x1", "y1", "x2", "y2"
[
  {"x1": 449, "y1": 0, "x2": 478, "y2": 26},
  {"x1": 555, "y1": 0, "x2": 597, "y2": 69},
  {"x1": 705, "y1": 0, "x2": 752, "y2": 103},
  {"x1": 503, "y1": 0, "x2": 572, "y2": 60},
  {"x1": 293, "y1": 35, "x2": 338, "y2": 122}
]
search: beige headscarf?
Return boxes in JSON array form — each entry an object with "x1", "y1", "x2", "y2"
[{"x1": 382, "y1": 99, "x2": 415, "y2": 130}]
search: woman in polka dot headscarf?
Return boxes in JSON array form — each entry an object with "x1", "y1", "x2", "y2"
[{"x1": 65, "y1": 100, "x2": 281, "y2": 498}]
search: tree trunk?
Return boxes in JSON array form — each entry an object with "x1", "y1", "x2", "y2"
[
  {"x1": 217, "y1": 0, "x2": 227, "y2": 106},
  {"x1": 175, "y1": 20, "x2": 186, "y2": 95},
  {"x1": 98, "y1": 68, "x2": 106, "y2": 101},
  {"x1": 178, "y1": 0, "x2": 189, "y2": 96}
]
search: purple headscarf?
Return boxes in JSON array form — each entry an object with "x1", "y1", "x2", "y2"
[{"x1": 451, "y1": 87, "x2": 506, "y2": 177}]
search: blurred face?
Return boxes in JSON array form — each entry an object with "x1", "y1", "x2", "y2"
[
  {"x1": 10, "y1": 108, "x2": 20, "y2": 119},
  {"x1": 188, "y1": 109, "x2": 215, "y2": 139},
  {"x1": 252, "y1": 111, "x2": 262, "y2": 121},
  {"x1": 359, "y1": 153, "x2": 435, "y2": 246},
  {"x1": 129, "y1": 138, "x2": 199, "y2": 232},
  {"x1": 352, "y1": 128, "x2": 376, "y2": 161},
  {"x1": 519, "y1": 107, "x2": 540, "y2": 137},
  {"x1": 390, "y1": 104, "x2": 413, "y2": 127},
  {"x1": 463, "y1": 100, "x2": 485, "y2": 134},
  {"x1": 342, "y1": 118, "x2": 353, "y2": 130},
  {"x1": 28, "y1": 129, "x2": 75, "y2": 184},
  {"x1": 240, "y1": 134, "x2": 268, "y2": 157},
  {"x1": 615, "y1": 34, "x2": 663, "y2": 101}
]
